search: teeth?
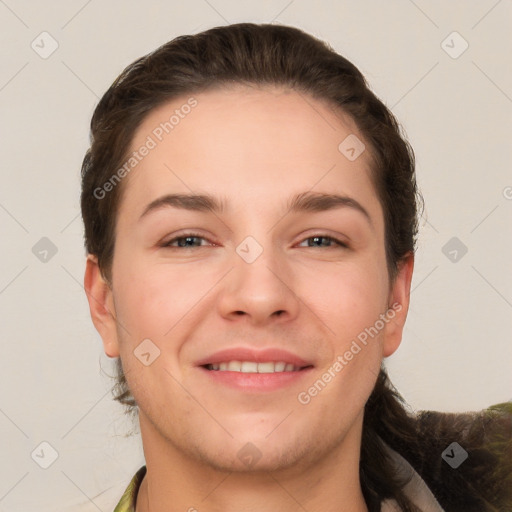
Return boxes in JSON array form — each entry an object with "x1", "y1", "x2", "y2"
[
  {"x1": 274, "y1": 362, "x2": 286, "y2": 372},
  {"x1": 257, "y1": 362, "x2": 275, "y2": 373},
  {"x1": 241, "y1": 361, "x2": 258, "y2": 373},
  {"x1": 206, "y1": 361, "x2": 301, "y2": 373}
]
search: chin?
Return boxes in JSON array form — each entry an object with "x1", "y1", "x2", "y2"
[
  {"x1": 188, "y1": 427, "x2": 325, "y2": 475},
  {"x1": 196, "y1": 442, "x2": 313, "y2": 474}
]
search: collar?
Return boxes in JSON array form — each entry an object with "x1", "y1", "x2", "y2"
[{"x1": 112, "y1": 446, "x2": 444, "y2": 512}]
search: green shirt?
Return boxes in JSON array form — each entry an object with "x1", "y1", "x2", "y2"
[
  {"x1": 111, "y1": 403, "x2": 512, "y2": 511},
  {"x1": 110, "y1": 452, "x2": 445, "y2": 511},
  {"x1": 113, "y1": 465, "x2": 147, "y2": 512}
]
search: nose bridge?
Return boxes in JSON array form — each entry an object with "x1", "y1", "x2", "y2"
[
  {"x1": 217, "y1": 231, "x2": 299, "y2": 322},
  {"x1": 234, "y1": 232, "x2": 287, "y2": 297}
]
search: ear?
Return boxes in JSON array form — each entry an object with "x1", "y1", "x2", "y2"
[
  {"x1": 382, "y1": 252, "x2": 414, "y2": 357},
  {"x1": 84, "y1": 254, "x2": 120, "y2": 358}
]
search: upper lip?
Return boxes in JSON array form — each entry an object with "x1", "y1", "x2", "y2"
[{"x1": 195, "y1": 347, "x2": 313, "y2": 368}]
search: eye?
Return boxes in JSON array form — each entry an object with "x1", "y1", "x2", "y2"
[
  {"x1": 160, "y1": 233, "x2": 349, "y2": 250},
  {"x1": 297, "y1": 235, "x2": 349, "y2": 249},
  {"x1": 161, "y1": 232, "x2": 212, "y2": 249}
]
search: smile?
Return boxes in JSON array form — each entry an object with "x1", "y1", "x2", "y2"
[{"x1": 204, "y1": 361, "x2": 305, "y2": 373}]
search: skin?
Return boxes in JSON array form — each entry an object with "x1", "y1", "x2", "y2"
[{"x1": 85, "y1": 84, "x2": 414, "y2": 512}]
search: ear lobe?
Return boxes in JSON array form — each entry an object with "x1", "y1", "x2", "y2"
[
  {"x1": 84, "y1": 255, "x2": 120, "y2": 358},
  {"x1": 382, "y1": 252, "x2": 414, "y2": 358}
]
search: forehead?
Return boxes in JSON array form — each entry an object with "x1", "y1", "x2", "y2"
[{"x1": 119, "y1": 85, "x2": 382, "y2": 226}]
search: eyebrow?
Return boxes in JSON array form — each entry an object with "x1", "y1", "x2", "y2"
[{"x1": 139, "y1": 191, "x2": 372, "y2": 225}]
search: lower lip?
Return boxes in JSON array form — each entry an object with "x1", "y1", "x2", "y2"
[{"x1": 198, "y1": 366, "x2": 314, "y2": 392}]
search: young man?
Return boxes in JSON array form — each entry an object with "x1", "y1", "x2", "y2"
[{"x1": 81, "y1": 23, "x2": 511, "y2": 512}]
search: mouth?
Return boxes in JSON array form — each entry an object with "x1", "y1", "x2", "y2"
[
  {"x1": 203, "y1": 361, "x2": 311, "y2": 373},
  {"x1": 196, "y1": 348, "x2": 314, "y2": 392}
]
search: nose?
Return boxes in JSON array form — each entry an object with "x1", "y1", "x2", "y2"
[{"x1": 216, "y1": 240, "x2": 300, "y2": 326}]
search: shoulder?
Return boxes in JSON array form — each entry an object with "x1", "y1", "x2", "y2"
[
  {"x1": 65, "y1": 466, "x2": 147, "y2": 512},
  {"x1": 59, "y1": 481, "x2": 129, "y2": 512},
  {"x1": 410, "y1": 402, "x2": 512, "y2": 512}
]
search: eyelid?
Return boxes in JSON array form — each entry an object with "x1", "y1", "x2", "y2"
[
  {"x1": 160, "y1": 231, "x2": 350, "y2": 250},
  {"x1": 294, "y1": 229, "x2": 350, "y2": 247},
  {"x1": 295, "y1": 234, "x2": 349, "y2": 249},
  {"x1": 160, "y1": 231, "x2": 215, "y2": 248}
]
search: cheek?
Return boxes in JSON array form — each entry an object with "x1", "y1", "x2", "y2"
[
  {"x1": 315, "y1": 259, "x2": 389, "y2": 405},
  {"x1": 306, "y1": 258, "x2": 389, "y2": 341},
  {"x1": 302, "y1": 266, "x2": 386, "y2": 414},
  {"x1": 112, "y1": 255, "x2": 212, "y2": 342}
]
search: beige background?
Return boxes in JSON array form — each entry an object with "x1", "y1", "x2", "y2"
[{"x1": 0, "y1": 1, "x2": 511, "y2": 510}]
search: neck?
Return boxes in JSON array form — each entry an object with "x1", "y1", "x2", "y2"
[{"x1": 135, "y1": 412, "x2": 369, "y2": 512}]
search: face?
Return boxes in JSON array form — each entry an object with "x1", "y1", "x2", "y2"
[{"x1": 86, "y1": 84, "x2": 413, "y2": 474}]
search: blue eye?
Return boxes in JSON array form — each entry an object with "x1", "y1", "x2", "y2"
[
  {"x1": 162, "y1": 233, "x2": 208, "y2": 248},
  {"x1": 298, "y1": 235, "x2": 348, "y2": 249},
  {"x1": 161, "y1": 233, "x2": 348, "y2": 250}
]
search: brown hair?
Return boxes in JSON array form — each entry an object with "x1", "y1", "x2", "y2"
[
  {"x1": 81, "y1": 23, "x2": 420, "y2": 285},
  {"x1": 81, "y1": 22, "x2": 492, "y2": 511}
]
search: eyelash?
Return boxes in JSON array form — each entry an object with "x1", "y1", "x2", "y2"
[{"x1": 161, "y1": 232, "x2": 349, "y2": 250}]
